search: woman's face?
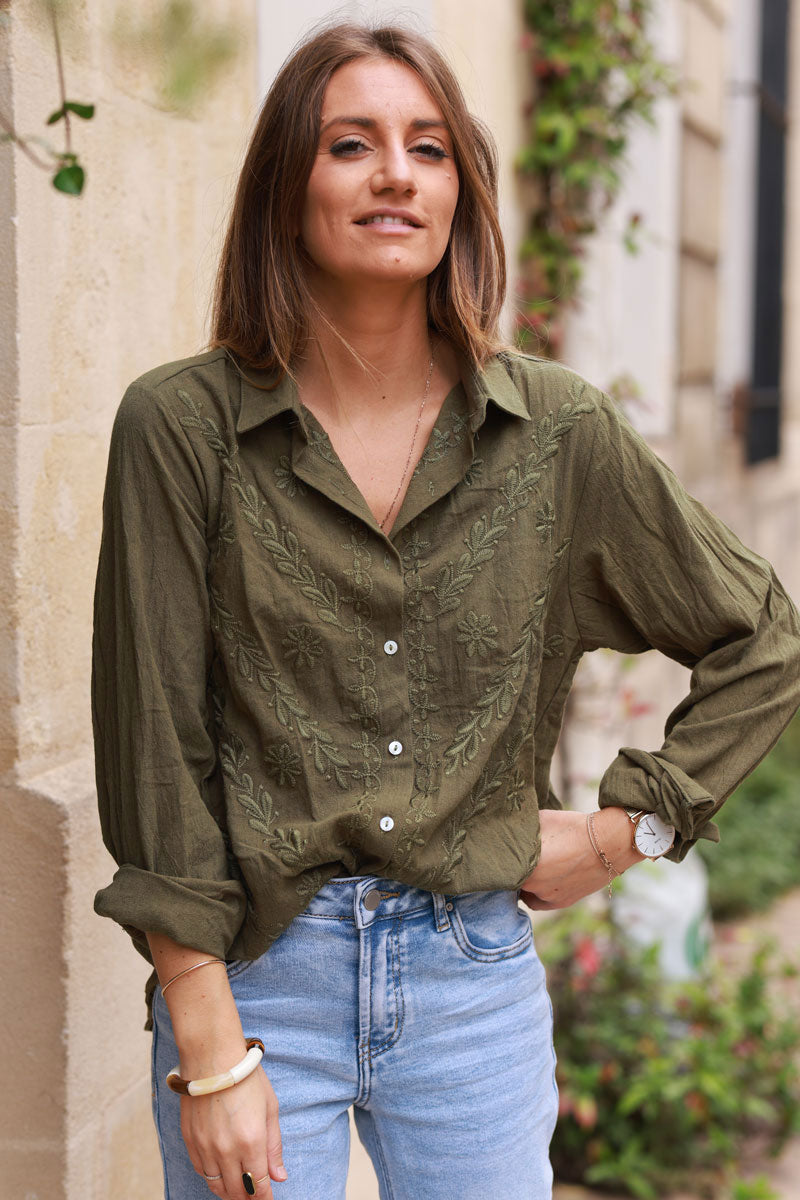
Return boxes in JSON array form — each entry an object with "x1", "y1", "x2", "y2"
[{"x1": 299, "y1": 57, "x2": 460, "y2": 291}]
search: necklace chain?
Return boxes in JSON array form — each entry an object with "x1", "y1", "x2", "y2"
[{"x1": 378, "y1": 345, "x2": 435, "y2": 532}]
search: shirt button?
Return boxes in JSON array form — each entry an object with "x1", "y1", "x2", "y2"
[
  {"x1": 388, "y1": 740, "x2": 403, "y2": 756},
  {"x1": 383, "y1": 639, "x2": 398, "y2": 656},
  {"x1": 379, "y1": 816, "x2": 394, "y2": 832}
]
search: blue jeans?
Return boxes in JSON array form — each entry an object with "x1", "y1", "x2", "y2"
[{"x1": 151, "y1": 875, "x2": 558, "y2": 1199}]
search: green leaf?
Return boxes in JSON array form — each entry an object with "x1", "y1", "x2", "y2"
[
  {"x1": 65, "y1": 101, "x2": 95, "y2": 120},
  {"x1": 46, "y1": 101, "x2": 95, "y2": 125},
  {"x1": 52, "y1": 164, "x2": 85, "y2": 195}
]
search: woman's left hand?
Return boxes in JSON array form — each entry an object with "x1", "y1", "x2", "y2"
[{"x1": 518, "y1": 807, "x2": 645, "y2": 911}]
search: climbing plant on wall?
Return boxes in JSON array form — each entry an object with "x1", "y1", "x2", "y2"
[{"x1": 515, "y1": 0, "x2": 679, "y2": 357}]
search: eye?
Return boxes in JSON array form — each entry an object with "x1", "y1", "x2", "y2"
[
  {"x1": 413, "y1": 141, "x2": 448, "y2": 161},
  {"x1": 329, "y1": 137, "x2": 369, "y2": 157}
]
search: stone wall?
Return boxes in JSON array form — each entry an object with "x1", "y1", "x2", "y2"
[{"x1": 1, "y1": 3, "x2": 257, "y2": 1195}]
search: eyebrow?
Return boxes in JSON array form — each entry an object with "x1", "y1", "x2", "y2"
[{"x1": 319, "y1": 116, "x2": 450, "y2": 136}]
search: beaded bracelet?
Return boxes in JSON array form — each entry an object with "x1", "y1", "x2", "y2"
[
  {"x1": 586, "y1": 811, "x2": 621, "y2": 898},
  {"x1": 166, "y1": 1038, "x2": 266, "y2": 1096}
]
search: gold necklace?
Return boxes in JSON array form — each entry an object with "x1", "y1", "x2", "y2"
[{"x1": 378, "y1": 345, "x2": 435, "y2": 532}]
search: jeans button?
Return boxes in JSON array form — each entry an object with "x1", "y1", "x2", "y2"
[{"x1": 363, "y1": 888, "x2": 381, "y2": 911}]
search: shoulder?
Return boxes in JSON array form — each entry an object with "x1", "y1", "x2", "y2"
[
  {"x1": 492, "y1": 349, "x2": 606, "y2": 419},
  {"x1": 490, "y1": 350, "x2": 609, "y2": 456},
  {"x1": 113, "y1": 348, "x2": 232, "y2": 442}
]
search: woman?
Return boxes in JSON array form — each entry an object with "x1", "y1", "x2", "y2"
[{"x1": 92, "y1": 20, "x2": 800, "y2": 1200}]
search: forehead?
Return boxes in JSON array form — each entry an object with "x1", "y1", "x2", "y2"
[{"x1": 322, "y1": 57, "x2": 444, "y2": 120}]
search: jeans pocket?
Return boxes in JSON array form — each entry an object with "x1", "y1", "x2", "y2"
[{"x1": 448, "y1": 889, "x2": 533, "y2": 962}]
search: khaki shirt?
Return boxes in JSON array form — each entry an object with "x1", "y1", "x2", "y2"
[{"x1": 91, "y1": 347, "x2": 800, "y2": 1026}]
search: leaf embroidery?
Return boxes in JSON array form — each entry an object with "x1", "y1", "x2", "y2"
[
  {"x1": 210, "y1": 587, "x2": 353, "y2": 789},
  {"x1": 442, "y1": 539, "x2": 571, "y2": 775}
]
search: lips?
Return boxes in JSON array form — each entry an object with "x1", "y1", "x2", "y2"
[{"x1": 355, "y1": 211, "x2": 422, "y2": 227}]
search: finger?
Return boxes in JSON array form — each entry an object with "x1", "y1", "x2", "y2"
[
  {"x1": 198, "y1": 1167, "x2": 225, "y2": 1198},
  {"x1": 519, "y1": 891, "x2": 561, "y2": 911},
  {"x1": 241, "y1": 1166, "x2": 274, "y2": 1197},
  {"x1": 265, "y1": 1098, "x2": 287, "y2": 1184}
]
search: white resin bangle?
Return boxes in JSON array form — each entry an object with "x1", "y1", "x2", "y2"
[{"x1": 166, "y1": 1038, "x2": 265, "y2": 1096}]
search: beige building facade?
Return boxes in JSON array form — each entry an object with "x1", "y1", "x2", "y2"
[{"x1": 2, "y1": 1, "x2": 798, "y2": 1197}]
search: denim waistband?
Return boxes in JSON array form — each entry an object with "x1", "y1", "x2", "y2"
[{"x1": 300, "y1": 874, "x2": 454, "y2": 931}]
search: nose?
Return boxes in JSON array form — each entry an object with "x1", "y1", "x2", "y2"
[{"x1": 370, "y1": 139, "x2": 417, "y2": 196}]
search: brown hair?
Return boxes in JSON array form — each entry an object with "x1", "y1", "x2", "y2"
[{"x1": 208, "y1": 20, "x2": 509, "y2": 375}]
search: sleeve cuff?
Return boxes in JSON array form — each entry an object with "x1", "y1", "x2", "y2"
[
  {"x1": 94, "y1": 863, "x2": 248, "y2": 962},
  {"x1": 598, "y1": 748, "x2": 720, "y2": 862}
]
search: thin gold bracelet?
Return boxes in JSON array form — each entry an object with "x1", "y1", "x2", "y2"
[
  {"x1": 586, "y1": 811, "x2": 621, "y2": 899},
  {"x1": 160, "y1": 958, "x2": 226, "y2": 997}
]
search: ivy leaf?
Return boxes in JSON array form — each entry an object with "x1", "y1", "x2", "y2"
[
  {"x1": 46, "y1": 101, "x2": 96, "y2": 125},
  {"x1": 52, "y1": 164, "x2": 85, "y2": 195}
]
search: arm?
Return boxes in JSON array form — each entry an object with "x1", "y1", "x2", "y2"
[
  {"x1": 147, "y1": 930, "x2": 287, "y2": 1199},
  {"x1": 91, "y1": 379, "x2": 284, "y2": 1196},
  {"x1": 569, "y1": 391, "x2": 800, "y2": 857},
  {"x1": 92, "y1": 379, "x2": 247, "y2": 957}
]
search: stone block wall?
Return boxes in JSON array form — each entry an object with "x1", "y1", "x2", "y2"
[{"x1": 1, "y1": 2, "x2": 257, "y2": 1195}]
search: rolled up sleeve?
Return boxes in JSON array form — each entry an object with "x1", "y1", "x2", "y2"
[
  {"x1": 568, "y1": 391, "x2": 800, "y2": 860},
  {"x1": 92, "y1": 381, "x2": 247, "y2": 958}
]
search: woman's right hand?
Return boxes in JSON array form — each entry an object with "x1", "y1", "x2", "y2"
[
  {"x1": 145, "y1": 931, "x2": 289, "y2": 1198},
  {"x1": 180, "y1": 1059, "x2": 287, "y2": 1199}
]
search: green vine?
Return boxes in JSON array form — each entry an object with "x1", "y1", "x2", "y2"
[{"x1": 515, "y1": 0, "x2": 680, "y2": 357}]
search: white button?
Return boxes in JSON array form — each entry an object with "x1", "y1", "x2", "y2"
[
  {"x1": 388, "y1": 740, "x2": 403, "y2": 756},
  {"x1": 384, "y1": 639, "x2": 398, "y2": 656},
  {"x1": 379, "y1": 816, "x2": 394, "y2": 832}
]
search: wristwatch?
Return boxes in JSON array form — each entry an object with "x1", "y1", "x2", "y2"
[{"x1": 625, "y1": 809, "x2": 676, "y2": 858}]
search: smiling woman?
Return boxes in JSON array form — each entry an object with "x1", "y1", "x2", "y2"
[{"x1": 91, "y1": 17, "x2": 800, "y2": 1200}]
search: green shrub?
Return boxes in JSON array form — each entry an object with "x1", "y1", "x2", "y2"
[
  {"x1": 537, "y1": 905, "x2": 800, "y2": 1199},
  {"x1": 698, "y1": 714, "x2": 800, "y2": 919}
]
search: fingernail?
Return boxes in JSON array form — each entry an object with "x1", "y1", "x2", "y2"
[{"x1": 275, "y1": 1166, "x2": 288, "y2": 1181}]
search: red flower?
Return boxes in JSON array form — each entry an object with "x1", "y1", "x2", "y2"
[{"x1": 575, "y1": 936, "x2": 602, "y2": 978}]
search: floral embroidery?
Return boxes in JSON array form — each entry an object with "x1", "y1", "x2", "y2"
[
  {"x1": 430, "y1": 398, "x2": 593, "y2": 619},
  {"x1": 265, "y1": 742, "x2": 303, "y2": 787},
  {"x1": 275, "y1": 455, "x2": 306, "y2": 498},
  {"x1": 392, "y1": 521, "x2": 440, "y2": 870},
  {"x1": 179, "y1": 392, "x2": 349, "y2": 631},
  {"x1": 307, "y1": 426, "x2": 340, "y2": 467},
  {"x1": 543, "y1": 631, "x2": 565, "y2": 659},
  {"x1": 463, "y1": 458, "x2": 483, "y2": 487},
  {"x1": 210, "y1": 587, "x2": 353, "y2": 789},
  {"x1": 283, "y1": 624, "x2": 323, "y2": 669},
  {"x1": 412, "y1": 409, "x2": 470, "y2": 474},
  {"x1": 535, "y1": 500, "x2": 555, "y2": 542},
  {"x1": 342, "y1": 520, "x2": 381, "y2": 826},
  {"x1": 221, "y1": 730, "x2": 278, "y2": 839},
  {"x1": 457, "y1": 611, "x2": 499, "y2": 658},
  {"x1": 442, "y1": 539, "x2": 571, "y2": 774}
]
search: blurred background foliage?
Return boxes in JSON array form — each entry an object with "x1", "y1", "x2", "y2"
[
  {"x1": 698, "y1": 714, "x2": 800, "y2": 921},
  {"x1": 515, "y1": 0, "x2": 679, "y2": 357},
  {"x1": 539, "y1": 905, "x2": 800, "y2": 1199}
]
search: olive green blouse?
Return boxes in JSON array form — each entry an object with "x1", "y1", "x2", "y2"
[{"x1": 91, "y1": 346, "x2": 800, "y2": 1027}]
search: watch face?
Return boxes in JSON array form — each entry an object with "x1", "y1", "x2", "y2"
[{"x1": 634, "y1": 812, "x2": 676, "y2": 857}]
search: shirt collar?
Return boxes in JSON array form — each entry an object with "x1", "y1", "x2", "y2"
[{"x1": 233, "y1": 347, "x2": 530, "y2": 435}]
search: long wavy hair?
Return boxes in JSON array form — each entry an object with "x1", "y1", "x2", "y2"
[{"x1": 208, "y1": 21, "x2": 509, "y2": 376}]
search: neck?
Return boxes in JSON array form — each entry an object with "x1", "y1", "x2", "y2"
[{"x1": 295, "y1": 274, "x2": 436, "y2": 418}]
